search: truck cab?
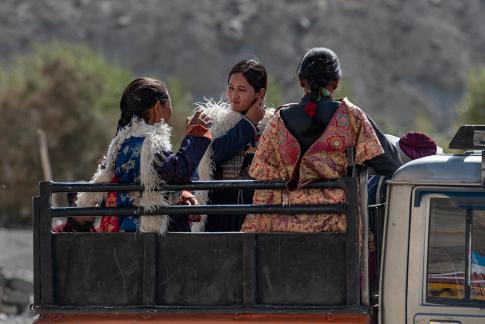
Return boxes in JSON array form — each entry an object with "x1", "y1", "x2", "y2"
[
  {"x1": 380, "y1": 125, "x2": 485, "y2": 323},
  {"x1": 32, "y1": 125, "x2": 485, "y2": 323}
]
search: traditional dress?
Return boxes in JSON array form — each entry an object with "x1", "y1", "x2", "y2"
[
  {"x1": 51, "y1": 218, "x2": 96, "y2": 233},
  {"x1": 192, "y1": 100, "x2": 274, "y2": 232},
  {"x1": 241, "y1": 98, "x2": 384, "y2": 233},
  {"x1": 77, "y1": 117, "x2": 211, "y2": 234}
]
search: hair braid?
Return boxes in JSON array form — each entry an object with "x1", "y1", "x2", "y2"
[{"x1": 297, "y1": 48, "x2": 342, "y2": 118}]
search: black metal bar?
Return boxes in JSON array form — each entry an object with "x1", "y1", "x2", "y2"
[
  {"x1": 39, "y1": 182, "x2": 54, "y2": 305},
  {"x1": 33, "y1": 196, "x2": 41, "y2": 305},
  {"x1": 344, "y1": 177, "x2": 360, "y2": 306},
  {"x1": 346, "y1": 147, "x2": 355, "y2": 177},
  {"x1": 48, "y1": 180, "x2": 346, "y2": 193},
  {"x1": 50, "y1": 204, "x2": 347, "y2": 217},
  {"x1": 358, "y1": 167, "x2": 369, "y2": 306}
]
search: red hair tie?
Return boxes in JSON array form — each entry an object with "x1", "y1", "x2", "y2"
[{"x1": 304, "y1": 101, "x2": 317, "y2": 117}]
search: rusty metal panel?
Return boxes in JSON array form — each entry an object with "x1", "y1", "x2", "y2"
[
  {"x1": 256, "y1": 233, "x2": 347, "y2": 305},
  {"x1": 157, "y1": 233, "x2": 248, "y2": 306},
  {"x1": 52, "y1": 233, "x2": 156, "y2": 306},
  {"x1": 34, "y1": 312, "x2": 372, "y2": 323}
]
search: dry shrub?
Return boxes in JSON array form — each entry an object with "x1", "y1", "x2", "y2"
[{"x1": 0, "y1": 42, "x2": 132, "y2": 225}]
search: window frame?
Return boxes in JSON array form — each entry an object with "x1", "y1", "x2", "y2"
[{"x1": 424, "y1": 192, "x2": 485, "y2": 307}]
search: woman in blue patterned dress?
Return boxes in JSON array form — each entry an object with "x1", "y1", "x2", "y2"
[{"x1": 77, "y1": 77, "x2": 212, "y2": 233}]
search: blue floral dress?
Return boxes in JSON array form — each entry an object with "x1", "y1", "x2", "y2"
[{"x1": 100, "y1": 134, "x2": 211, "y2": 232}]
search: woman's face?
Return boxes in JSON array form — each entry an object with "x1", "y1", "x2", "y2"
[
  {"x1": 226, "y1": 73, "x2": 258, "y2": 113},
  {"x1": 159, "y1": 98, "x2": 172, "y2": 123},
  {"x1": 148, "y1": 97, "x2": 172, "y2": 125}
]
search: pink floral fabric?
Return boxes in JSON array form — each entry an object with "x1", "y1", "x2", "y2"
[{"x1": 241, "y1": 98, "x2": 384, "y2": 233}]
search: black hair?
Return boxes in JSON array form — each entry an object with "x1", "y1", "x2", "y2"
[
  {"x1": 228, "y1": 59, "x2": 267, "y2": 93},
  {"x1": 297, "y1": 47, "x2": 342, "y2": 103},
  {"x1": 117, "y1": 77, "x2": 169, "y2": 131}
]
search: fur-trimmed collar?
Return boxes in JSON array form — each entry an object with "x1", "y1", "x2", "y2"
[
  {"x1": 76, "y1": 117, "x2": 173, "y2": 234},
  {"x1": 191, "y1": 99, "x2": 275, "y2": 232},
  {"x1": 194, "y1": 99, "x2": 275, "y2": 183}
]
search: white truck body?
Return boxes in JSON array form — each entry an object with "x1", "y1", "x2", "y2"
[{"x1": 381, "y1": 152, "x2": 485, "y2": 323}]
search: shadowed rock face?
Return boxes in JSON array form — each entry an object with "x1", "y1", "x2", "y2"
[
  {"x1": 1, "y1": 0, "x2": 484, "y2": 132},
  {"x1": 0, "y1": 229, "x2": 33, "y2": 321},
  {"x1": 0, "y1": 271, "x2": 33, "y2": 315}
]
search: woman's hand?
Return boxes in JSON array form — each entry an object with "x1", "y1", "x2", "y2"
[
  {"x1": 245, "y1": 97, "x2": 265, "y2": 125},
  {"x1": 186, "y1": 110, "x2": 212, "y2": 130},
  {"x1": 177, "y1": 190, "x2": 201, "y2": 222}
]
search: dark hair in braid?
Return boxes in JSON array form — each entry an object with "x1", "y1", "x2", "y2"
[
  {"x1": 228, "y1": 59, "x2": 267, "y2": 93},
  {"x1": 117, "y1": 77, "x2": 169, "y2": 132},
  {"x1": 297, "y1": 48, "x2": 342, "y2": 116}
]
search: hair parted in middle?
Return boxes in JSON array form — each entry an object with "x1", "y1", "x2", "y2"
[{"x1": 228, "y1": 59, "x2": 268, "y2": 93}]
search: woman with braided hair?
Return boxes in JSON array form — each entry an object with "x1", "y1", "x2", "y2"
[
  {"x1": 242, "y1": 47, "x2": 399, "y2": 232},
  {"x1": 77, "y1": 77, "x2": 212, "y2": 234}
]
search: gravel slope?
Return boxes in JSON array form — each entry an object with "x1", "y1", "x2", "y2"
[{"x1": 1, "y1": 0, "x2": 484, "y2": 133}]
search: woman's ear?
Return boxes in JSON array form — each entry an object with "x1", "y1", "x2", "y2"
[
  {"x1": 155, "y1": 100, "x2": 163, "y2": 112},
  {"x1": 299, "y1": 77, "x2": 306, "y2": 88},
  {"x1": 330, "y1": 79, "x2": 340, "y2": 92},
  {"x1": 256, "y1": 88, "x2": 266, "y2": 99},
  {"x1": 299, "y1": 78, "x2": 311, "y2": 95},
  {"x1": 143, "y1": 101, "x2": 161, "y2": 124},
  {"x1": 143, "y1": 105, "x2": 155, "y2": 124}
]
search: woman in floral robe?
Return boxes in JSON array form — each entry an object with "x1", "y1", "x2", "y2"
[{"x1": 242, "y1": 48, "x2": 399, "y2": 233}]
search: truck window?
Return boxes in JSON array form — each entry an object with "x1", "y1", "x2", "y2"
[
  {"x1": 426, "y1": 197, "x2": 485, "y2": 304},
  {"x1": 427, "y1": 198, "x2": 466, "y2": 301}
]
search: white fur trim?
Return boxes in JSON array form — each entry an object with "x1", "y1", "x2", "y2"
[
  {"x1": 196, "y1": 100, "x2": 242, "y2": 184},
  {"x1": 190, "y1": 99, "x2": 275, "y2": 232},
  {"x1": 259, "y1": 107, "x2": 275, "y2": 133},
  {"x1": 191, "y1": 100, "x2": 241, "y2": 232},
  {"x1": 77, "y1": 117, "x2": 173, "y2": 234}
]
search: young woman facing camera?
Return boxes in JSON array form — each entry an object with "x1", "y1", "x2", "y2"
[{"x1": 192, "y1": 59, "x2": 274, "y2": 232}]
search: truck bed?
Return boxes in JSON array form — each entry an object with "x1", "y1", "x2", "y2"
[
  {"x1": 37, "y1": 232, "x2": 357, "y2": 307},
  {"x1": 33, "y1": 178, "x2": 365, "y2": 322}
]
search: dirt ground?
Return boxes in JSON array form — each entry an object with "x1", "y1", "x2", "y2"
[{"x1": 0, "y1": 228, "x2": 37, "y2": 323}]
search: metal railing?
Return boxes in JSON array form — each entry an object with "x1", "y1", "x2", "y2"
[
  {"x1": 33, "y1": 178, "x2": 361, "y2": 310},
  {"x1": 47, "y1": 180, "x2": 348, "y2": 217}
]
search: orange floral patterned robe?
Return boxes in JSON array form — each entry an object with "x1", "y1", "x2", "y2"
[{"x1": 241, "y1": 98, "x2": 384, "y2": 233}]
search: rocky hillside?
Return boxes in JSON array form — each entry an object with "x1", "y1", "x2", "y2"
[{"x1": 1, "y1": 0, "x2": 485, "y2": 134}]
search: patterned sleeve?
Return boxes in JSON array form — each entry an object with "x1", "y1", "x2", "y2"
[
  {"x1": 349, "y1": 106, "x2": 384, "y2": 165},
  {"x1": 248, "y1": 114, "x2": 281, "y2": 180},
  {"x1": 211, "y1": 118, "x2": 256, "y2": 165}
]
